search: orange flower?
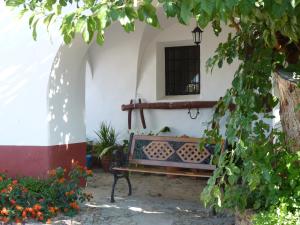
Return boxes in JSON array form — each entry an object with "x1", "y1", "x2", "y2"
[
  {"x1": 48, "y1": 207, "x2": 56, "y2": 214},
  {"x1": 22, "y1": 210, "x2": 27, "y2": 218},
  {"x1": 48, "y1": 169, "x2": 56, "y2": 176},
  {"x1": 37, "y1": 211, "x2": 43, "y2": 217},
  {"x1": 0, "y1": 176, "x2": 3, "y2": 182},
  {"x1": 86, "y1": 170, "x2": 93, "y2": 175},
  {"x1": 69, "y1": 202, "x2": 79, "y2": 210},
  {"x1": 1, "y1": 208, "x2": 9, "y2": 216},
  {"x1": 33, "y1": 204, "x2": 42, "y2": 211},
  {"x1": 58, "y1": 178, "x2": 65, "y2": 183},
  {"x1": 26, "y1": 207, "x2": 33, "y2": 213},
  {"x1": 10, "y1": 199, "x2": 16, "y2": 205},
  {"x1": 46, "y1": 219, "x2": 52, "y2": 224},
  {"x1": 15, "y1": 205, "x2": 23, "y2": 211}
]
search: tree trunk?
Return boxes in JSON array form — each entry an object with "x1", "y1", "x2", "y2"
[{"x1": 275, "y1": 73, "x2": 300, "y2": 151}]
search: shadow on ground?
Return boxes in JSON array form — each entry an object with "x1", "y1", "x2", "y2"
[{"x1": 30, "y1": 170, "x2": 234, "y2": 225}]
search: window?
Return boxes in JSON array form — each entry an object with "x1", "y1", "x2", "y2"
[{"x1": 165, "y1": 45, "x2": 200, "y2": 96}]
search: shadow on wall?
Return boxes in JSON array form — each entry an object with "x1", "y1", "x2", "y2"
[
  {"x1": 47, "y1": 36, "x2": 90, "y2": 169},
  {"x1": 47, "y1": 36, "x2": 90, "y2": 146}
]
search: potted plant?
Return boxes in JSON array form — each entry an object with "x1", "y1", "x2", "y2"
[
  {"x1": 94, "y1": 122, "x2": 118, "y2": 173},
  {"x1": 86, "y1": 139, "x2": 94, "y2": 169}
]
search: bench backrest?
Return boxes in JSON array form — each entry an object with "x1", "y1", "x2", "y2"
[{"x1": 129, "y1": 135, "x2": 217, "y2": 171}]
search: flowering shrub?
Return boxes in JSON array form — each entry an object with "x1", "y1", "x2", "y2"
[{"x1": 0, "y1": 162, "x2": 93, "y2": 224}]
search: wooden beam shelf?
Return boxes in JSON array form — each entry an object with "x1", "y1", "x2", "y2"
[
  {"x1": 122, "y1": 100, "x2": 218, "y2": 130},
  {"x1": 121, "y1": 101, "x2": 218, "y2": 111}
]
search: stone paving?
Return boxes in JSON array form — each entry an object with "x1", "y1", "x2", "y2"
[{"x1": 28, "y1": 170, "x2": 234, "y2": 225}]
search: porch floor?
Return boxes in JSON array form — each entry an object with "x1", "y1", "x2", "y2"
[{"x1": 31, "y1": 170, "x2": 235, "y2": 225}]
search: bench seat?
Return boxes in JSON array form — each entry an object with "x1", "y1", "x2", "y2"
[{"x1": 112, "y1": 166, "x2": 213, "y2": 177}]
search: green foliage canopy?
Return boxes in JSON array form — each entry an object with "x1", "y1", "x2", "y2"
[{"x1": 4, "y1": 0, "x2": 300, "y2": 47}]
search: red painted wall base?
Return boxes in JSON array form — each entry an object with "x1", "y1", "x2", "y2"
[{"x1": 0, "y1": 143, "x2": 86, "y2": 178}]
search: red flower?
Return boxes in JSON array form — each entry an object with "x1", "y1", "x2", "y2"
[{"x1": 12, "y1": 180, "x2": 18, "y2": 185}]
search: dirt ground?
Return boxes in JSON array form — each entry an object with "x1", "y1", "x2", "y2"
[{"x1": 27, "y1": 170, "x2": 234, "y2": 225}]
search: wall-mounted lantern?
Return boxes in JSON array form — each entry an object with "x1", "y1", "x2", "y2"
[{"x1": 192, "y1": 26, "x2": 203, "y2": 46}]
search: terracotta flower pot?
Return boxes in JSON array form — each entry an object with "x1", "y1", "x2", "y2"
[
  {"x1": 101, "y1": 156, "x2": 112, "y2": 173},
  {"x1": 235, "y1": 210, "x2": 255, "y2": 225}
]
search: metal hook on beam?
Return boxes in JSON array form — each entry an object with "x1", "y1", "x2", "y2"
[{"x1": 188, "y1": 108, "x2": 200, "y2": 119}]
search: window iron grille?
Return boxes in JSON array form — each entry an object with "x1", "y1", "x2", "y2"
[{"x1": 165, "y1": 45, "x2": 200, "y2": 96}]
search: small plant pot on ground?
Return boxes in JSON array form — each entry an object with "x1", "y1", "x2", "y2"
[
  {"x1": 101, "y1": 156, "x2": 112, "y2": 173},
  {"x1": 86, "y1": 154, "x2": 93, "y2": 169},
  {"x1": 235, "y1": 210, "x2": 255, "y2": 225}
]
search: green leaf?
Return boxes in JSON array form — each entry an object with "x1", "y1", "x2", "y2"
[
  {"x1": 44, "y1": 13, "x2": 55, "y2": 30},
  {"x1": 138, "y1": 3, "x2": 159, "y2": 27},
  {"x1": 163, "y1": 0, "x2": 178, "y2": 17},
  {"x1": 83, "y1": 0, "x2": 95, "y2": 7},
  {"x1": 82, "y1": 17, "x2": 95, "y2": 43},
  {"x1": 95, "y1": 5, "x2": 108, "y2": 29},
  {"x1": 6, "y1": 0, "x2": 24, "y2": 7},
  {"x1": 19, "y1": 8, "x2": 28, "y2": 18},
  {"x1": 96, "y1": 31, "x2": 104, "y2": 45},
  {"x1": 29, "y1": 14, "x2": 35, "y2": 27},
  {"x1": 59, "y1": 0, "x2": 67, "y2": 6},
  {"x1": 180, "y1": 0, "x2": 193, "y2": 24},
  {"x1": 56, "y1": 5, "x2": 62, "y2": 15},
  {"x1": 32, "y1": 19, "x2": 39, "y2": 41},
  {"x1": 201, "y1": 0, "x2": 215, "y2": 16},
  {"x1": 125, "y1": 7, "x2": 138, "y2": 20}
]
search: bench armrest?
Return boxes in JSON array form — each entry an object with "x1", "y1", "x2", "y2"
[{"x1": 110, "y1": 147, "x2": 129, "y2": 169}]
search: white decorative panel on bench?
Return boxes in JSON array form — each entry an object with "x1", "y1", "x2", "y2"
[
  {"x1": 143, "y1": 141, "x2": 175, "y2": 160},
  {"x1": 177, "y1": 143, "x2": 211, "y2": 163}
]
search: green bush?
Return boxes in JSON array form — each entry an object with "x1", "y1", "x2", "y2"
[
  {"x1": 0, "y1": 163, "x2": 93, "y2": 224},
  {"x1": 253, "y1": 202, "x2": 300, "y2": 225}
]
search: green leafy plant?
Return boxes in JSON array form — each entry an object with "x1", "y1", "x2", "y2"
[
  {"x1": 253, "y1": 201, "x2": 300, "y2": 225},
  {"x1": 94, "y1": 122, "x2": 118, "y2": 159},
  {"x1": 0, "y1": 163, "x2": 93, "y2": 224}
]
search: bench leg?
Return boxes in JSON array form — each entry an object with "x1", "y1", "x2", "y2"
[
  {"x1": 111, "y1": 174, "x2": 118, "y2": 203},
  {"x1": 125, "y1": 173, "x2": 132, "y2": 196}
]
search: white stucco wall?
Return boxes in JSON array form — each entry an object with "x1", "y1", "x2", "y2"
[
  {"x1": 0, "y1": 4, "x2": 89, "y2": 146},
  {"x1": 0, "y1": 4, "x2": 61, "y2": 145},
  {"x1": 85, "y1": 16, "x2": 238, "y2": 141}
]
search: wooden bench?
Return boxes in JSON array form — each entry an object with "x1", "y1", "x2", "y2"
[{"x1": 110, "y1": 134, "x2": 219, "y2": 202}]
